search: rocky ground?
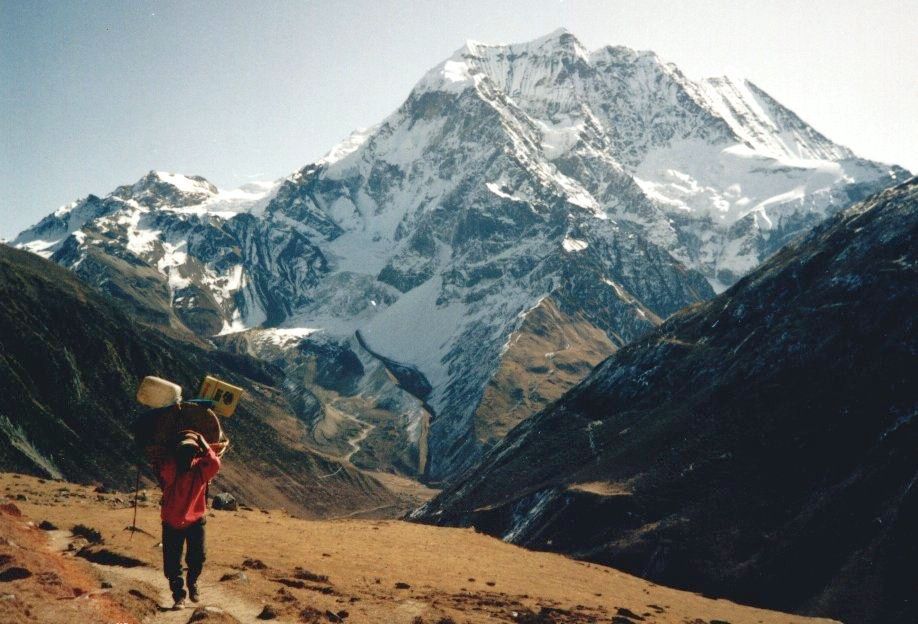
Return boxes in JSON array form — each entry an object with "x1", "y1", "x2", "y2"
[{"x1": 0, "y1": 473, "x2": 837, "y2": 624}]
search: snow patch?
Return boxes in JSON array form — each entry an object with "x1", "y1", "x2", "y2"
[
  {"x1": 320, "y1": 126, "x2": 379, "y2": 166},
  {"x1": 562, "y1": 237, "x2": 588, "y2": 252},
  {"x1": 256, "y1": 327, "x2": 323, "y2": 348}
]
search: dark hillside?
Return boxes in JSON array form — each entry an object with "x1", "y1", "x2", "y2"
[
  {"x1": 415, "y1": 179, "x2": 918, "y2": 623},
  {"x1": 0, "y1": 244, "x2": 393, "y2": 517}
]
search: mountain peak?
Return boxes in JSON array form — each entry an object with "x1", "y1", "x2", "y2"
[
  {"x1": 108, "y1": 170, "x2": 219, "y2": 209},
  {"x1": 145, "y1": 170, "x2": 218, "y2": 196},
  {"x1": 463, "y1": 27, "x2": 587, "y2": 60},
  {"x1": 523, "y1": 26, "x2": 579, "y2": 47}
]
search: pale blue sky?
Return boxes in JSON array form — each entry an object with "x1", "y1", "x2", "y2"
[{"x1": 2, "y1": 0, "x2": 915, "y2": 239}]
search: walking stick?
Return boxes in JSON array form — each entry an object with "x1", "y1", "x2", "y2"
[{"x1": 129, "y1": 463, "x2": 141, "y2": 541}]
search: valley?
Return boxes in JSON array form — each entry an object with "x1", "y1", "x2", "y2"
[
  {"x1": 12, "y1": 30, "x2": 906, "y2": 483},
  {"x1": 1, "y1": 26, "x2": 913, "y2": 624},
  {"x1": 415, "y1": 178, "x2": 918, "y2": 624}
]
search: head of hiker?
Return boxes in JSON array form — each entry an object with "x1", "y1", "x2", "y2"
[
  {"x1": 156, "y1": 428, "x2": 221, "y2": 610},
  {"x1": 176, "y1": 434, "x2": 201, "y2": 472}
]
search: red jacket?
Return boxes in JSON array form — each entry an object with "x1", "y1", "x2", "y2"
[{"x1": 157, "y1": 446, "x2": 221, "y2": 529}]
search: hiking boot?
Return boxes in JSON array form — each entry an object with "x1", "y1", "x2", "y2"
[
  {"x1": 188, "y1": 586, "x2": 200, "y2": 603},
  {"x1": 172, "y1": 597, "x2": 186, "y2": 610}
]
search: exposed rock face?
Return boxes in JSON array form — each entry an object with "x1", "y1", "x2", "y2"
[
  {"x1": 12, "y1": 30, "x2": 906, "y2": 481},
  {"x1": 0, "y1": 245, "x2": 393, "y2": 517},
  {"x1": 413, "y1": 179, "x2": 918, "y2": 624}
]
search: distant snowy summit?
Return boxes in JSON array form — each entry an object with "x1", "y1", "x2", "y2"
[
  {"x1": 15, "y1": 170, "x2": 279, "y2": 260},
  {"x1": 14, "y1": 29, "x2": 907, "y2": 480}
]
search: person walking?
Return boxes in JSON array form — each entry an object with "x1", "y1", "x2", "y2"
[{"x1": 156, "y1": 430, "x2": 221, "y2": 610}]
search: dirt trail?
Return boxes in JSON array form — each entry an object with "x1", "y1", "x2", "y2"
[
  {"x1": 344, "y1": 421, "x2": 375, "y2": 462},
  {"x1": 47, "y1": 530, "x2": 266, "y2": 624}
]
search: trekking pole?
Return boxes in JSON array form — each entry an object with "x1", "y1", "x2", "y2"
[{"x1": 129, "y1": 463, "x2": 141, "y2": 541}]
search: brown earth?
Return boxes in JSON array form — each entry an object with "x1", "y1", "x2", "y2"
[
  {"x1": 474, "y1": 297, "x2": 616, "y2": 446},
  {"x1": 1, "y1": 473, "x2": 836, "y2": 624}
]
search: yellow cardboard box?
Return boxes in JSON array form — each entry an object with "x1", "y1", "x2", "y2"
[{"x1": 198, "y1": 375, "x2": 244, "y2": 418}]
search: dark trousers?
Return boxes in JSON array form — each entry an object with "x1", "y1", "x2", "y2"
[{"x1": 162, "y1": 520, "x2": 205, "y2": 600}]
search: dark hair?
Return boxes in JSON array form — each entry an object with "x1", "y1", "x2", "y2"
[{"x1": 175, "y1": 442, "x2": 197, "y2": 472}]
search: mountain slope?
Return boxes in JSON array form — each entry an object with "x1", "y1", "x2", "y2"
[
  {"x1": 13, "y1": 30, "x2": 906, "y2": 481},
  {"x1": 413, "y1": 179, "x2": 918, "y2": 623},
  {"x1": 0, "y1": 244, "x2": 394, "y2": 517}
]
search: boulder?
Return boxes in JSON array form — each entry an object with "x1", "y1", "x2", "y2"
[
  {"x1": 211, "y1": 493, "x2": 237, "y2": 511},
  {"x1": 256, "y1": 605, "x2": 278, "y2": 620},
  {"x1": 0, "y1": 567, "x2": 32, "y2": 582}
]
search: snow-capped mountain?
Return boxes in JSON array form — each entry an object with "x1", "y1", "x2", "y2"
[{"x1": 14, "y1": 29, "x2": 905, "y2": 481}]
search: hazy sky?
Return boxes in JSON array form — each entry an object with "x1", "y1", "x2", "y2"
[{"x1": 2, "y1": 0, "x2": 915, "y2": 239}]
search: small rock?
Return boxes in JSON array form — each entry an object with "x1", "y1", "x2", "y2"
[
  {"x1": 0, "y1": 567, "x2": 32, "y2": 582},
  {"x1": 273, "y1": 578, "x2": 306, "y2": 589},
  {"x1": 71, "y1": 524, "x2": 103, "y2": 544},
  {"x1": 219, "y1": 571, "x2": 248, "y2": 583},
  {"x1": 394, "y1": 582, "x2": 411, "y2": 590},
  {"x1": 38, "y1": 520, "x2": 57, "y2": 531},
  {"x1": 212, "y1": 493, "x2": 238, "y2": 511},
  {"x1": 257, "y1": 605, "x2": 278, "y2": 620},
  {"x1": 0, "y1": 503, "x2": 22, "y2": 516},
  {"x1": 616, "y1": 607, "x2": 645, "y2": 621},
  {"x1": 293, "y1": 568, "x2": 329, "y2": 583},
  {"x1": 275, "y1": 588, "x2": 296, "y2": 603},
  {"x1": 101, "y1": 581, "x2": 113, "y2": 589},
  {"x1": 242, "y1": 558, "x2": 267, "y2": 570},
  {"x1": 14, "y1": 494, "x2": 27, "y2": 502},
  {"x1": 36, "y1": 571, "x2": 62, "y2": 586},
  {"x1": 300, "y1": 606, "x2": 322, "y2": 621},
  {"x1": 187, "y1": 606, "x2": 239, "y2": 622}
]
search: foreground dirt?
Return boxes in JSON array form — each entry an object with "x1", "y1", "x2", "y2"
[{"x1": 0, "y1": 473, "x2": 837, "y2": 624}]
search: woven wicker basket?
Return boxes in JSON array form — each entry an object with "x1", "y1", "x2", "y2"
[{"x1": 139, "y1": 402, "x2": 230, "y2": 464}]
